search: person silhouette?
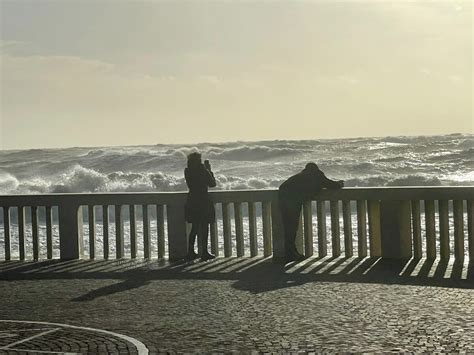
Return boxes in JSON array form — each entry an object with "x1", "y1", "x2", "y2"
[
  {"x1": 184, "y1": 152, "x2": 217, "y2": 261},
  {"x1": 279, "y1": 162, "x2": 344, "y2": 263}
]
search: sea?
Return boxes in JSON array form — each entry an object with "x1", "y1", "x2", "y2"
[{"x1": 0, "y1": 133, "x2": 473, "y2": 259}]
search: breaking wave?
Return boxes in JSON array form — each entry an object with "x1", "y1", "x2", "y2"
[
  {"x1": 0, "y1": 171, "x2": 19, "y2": 194},
  {"x1": 1, "y1": 134, "x2": 473, "y2": 194}
]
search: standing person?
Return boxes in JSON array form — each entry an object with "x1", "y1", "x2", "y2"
[
  {"x1": 279, "y1": 162, "x2": 344, "y2": 263},
  {"x1": 184, "y1": 152, "x2": 217, "y2": 261}
]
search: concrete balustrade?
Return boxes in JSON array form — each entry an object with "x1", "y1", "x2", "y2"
[{"x1": 0, "y1": 187, "x2": 473, "y2": 262}]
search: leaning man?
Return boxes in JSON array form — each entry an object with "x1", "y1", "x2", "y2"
[{"x1": 279, "y1": 162, "x2": 344, "y2": 263}]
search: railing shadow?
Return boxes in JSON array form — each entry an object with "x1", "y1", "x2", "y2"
[{"x1": 0, "y1": 257, "x2": 473, "y2": 301}]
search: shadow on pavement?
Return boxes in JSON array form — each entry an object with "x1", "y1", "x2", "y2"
[
  {"x1": 71, "y1": 278, "x2": 151, "y2": 301},
  {"x1": 0, "y1": 257, "x2": 473, "y2": 300}
]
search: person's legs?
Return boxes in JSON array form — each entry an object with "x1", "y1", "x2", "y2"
[
  {"x1": 279, "y1": 198, "x2": 303, "y2": 260},
  {"x1": 199, "y1": 222, "x2": 215, "y2": 260},
  {"x1": 187, "y1": 223, "x2": 199, "y2": 259}
]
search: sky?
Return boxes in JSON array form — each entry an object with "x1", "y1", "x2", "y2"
[{"x1": 0, "y1": 0, "x2": 472, "y2": 150}]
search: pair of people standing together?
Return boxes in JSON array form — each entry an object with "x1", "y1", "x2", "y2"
[{"x1": 184, "y1": 153, "x2": 344, "y2": 262}]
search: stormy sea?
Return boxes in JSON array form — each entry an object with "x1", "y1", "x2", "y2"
[{"x1": 0, "y1": 133, "x2": 472, "y2": 259}]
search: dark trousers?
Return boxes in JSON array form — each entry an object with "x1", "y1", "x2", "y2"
[
  {"x1": 279, "y1": 197, "x2": 302, "y2": 256},
  {"x1": 188, "y1": 222, "x2": 210, "y2": 254}
]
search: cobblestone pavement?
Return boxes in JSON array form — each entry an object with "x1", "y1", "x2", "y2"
[
  {"x1": 0, "y1": 320, "x2": 141, "y2": 354},
  {"x1": 0, "y1": 257, "x2": 473, "y2": 353}
]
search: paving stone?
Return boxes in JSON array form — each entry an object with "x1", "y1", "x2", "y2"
[{"x1": 0, "y1": 258, "x2": 473, "y2": 353}]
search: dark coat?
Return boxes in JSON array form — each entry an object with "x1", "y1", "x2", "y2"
[
  {"x1": 279, "y1": 168, "x2": 341, "y2": 204},
  {"x1": 184, "y1": 165, "x2": 217, "y2": 223}
]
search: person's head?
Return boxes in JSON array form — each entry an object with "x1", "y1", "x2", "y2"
[
  {"x1": 304, "y1": 162, "x2": 319, "y2": 172},
  {"x1": 187, "y1": 152, "x2": 202, "y2": 168}
]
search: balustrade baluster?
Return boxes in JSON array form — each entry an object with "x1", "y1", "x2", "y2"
[
  {"x1": 303, "y1": 200, "x2": 313, "y2": 257},
  {"x1": 115, "y1": 205, "x2": 124, "y2": 259},
  {"x1": 222, "y1": 202, "x2": 232, "y2": 257},
  {"x1": 103, "y1": 205, "x2": 109, "y2": 260},
  {"x1": 248, "y1": 202, "x2": 258, "y2": 257},
  {"x1": 234, "y1": 202, "x2": 244, "y2": 257},
  {"x1": 439, "y1": 200, "x2": 450, "y2": 260},
  {"x1": 210, "y1": 204, "x2": 219, "y2": 256},
  {"x1": 296, "y1": 211, "x2": 304, "y2": 255},
  {"x1": 453, "y1": 200, "x2": 464, "y2": 261},
  {"x1": 166, "y1": 203, "x2": 187, "y2": 261},
  {"x1": 411, "y1": 200, "x2": 422, "y2": 259},
  {"x1": 317, "y1": 200, "x2": 327, "y2": 257},
  {"x1": 342, "y1": 200, "x2": 353, "y2": 257},
  {"x1": 157, "y1": 205, "x2": 165, "y2": 259},
  {"x1": 357, "y1": 200, "x2": 367, "y2": 257},
  {"x1": 46, "y1": 206, "x2": 53, "y2": 260},
  {"x1": 18, "y1": 207, "x2": 26, "y2": 260},
  {"x1": 425, "y1": 200, "x2": 436, "y2": 259},
  {"x1": 262, "y1": 201, "x2": 272, "y2": 257},
  {"x1": 130, "y1": 205, "x2": 137, "y2": 259},
  {"x1": 143, "y1": 204, "x2": 151, "y2": 259},
  {"x1": 367, "y1": 200, "x2": 382, "y2": 257},
  {"x1": 330, "y1": 200, "x2": 341, "y2": 257},
  {"x1": 88, "y1": 205, "x2": 96, "y2": 260},
  {"x1": 31, "y1": 206, "x2": 39, "y2": 261},
  {"x1": 3, "y1": 207, "x2": 10, "y2": 261}
]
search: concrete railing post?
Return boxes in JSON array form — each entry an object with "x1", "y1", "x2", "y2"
[
  {"x1": 271, "y1": 197, "x2": 285, "y2": 261},
  {"x1": 167, "y1": 203, "x2": 188, "y2": 262},
  {"x1": 380, "y1": 200, "x2": 412, "y2": 259},
  {"x1": 58, "y1": 202, "x2": 84, "y2": 260}
]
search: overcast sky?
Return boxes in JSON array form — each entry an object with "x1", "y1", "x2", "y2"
[{"x1": 0, "y1": 0, "x2": 472, "y2": 150}]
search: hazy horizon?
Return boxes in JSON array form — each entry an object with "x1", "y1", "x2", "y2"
[
  {"x1": 1, "y1": 1, "x2": 472, "y2": 150},
  {"x1": 0, "y1": 131, "x2": 471, "y2": 152}
]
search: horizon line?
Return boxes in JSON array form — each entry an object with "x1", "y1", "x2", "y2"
[{"x1": 0, "y1": 131, "x2": 471, "y2": 152}]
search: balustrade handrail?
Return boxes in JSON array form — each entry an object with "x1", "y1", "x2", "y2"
[{"x1": 1, "y1": 186, "x2": 473, "y2": 206}]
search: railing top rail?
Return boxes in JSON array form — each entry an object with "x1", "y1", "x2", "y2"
[{"x1": 0, "y1": 186, "x2": 473, "y2": 207}]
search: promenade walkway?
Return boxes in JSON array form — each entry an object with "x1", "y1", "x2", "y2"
[{"x1": 0, "y1": 257, "x2": 473, "y2": 353}]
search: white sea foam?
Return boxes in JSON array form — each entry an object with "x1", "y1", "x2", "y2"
[{"x1": 0, "y1": 171, "x2": 19, "y2": 194}]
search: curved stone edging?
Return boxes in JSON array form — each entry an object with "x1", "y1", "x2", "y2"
[{"x1": 0, "y1": 319, "x2": 149, "y2": 354}]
